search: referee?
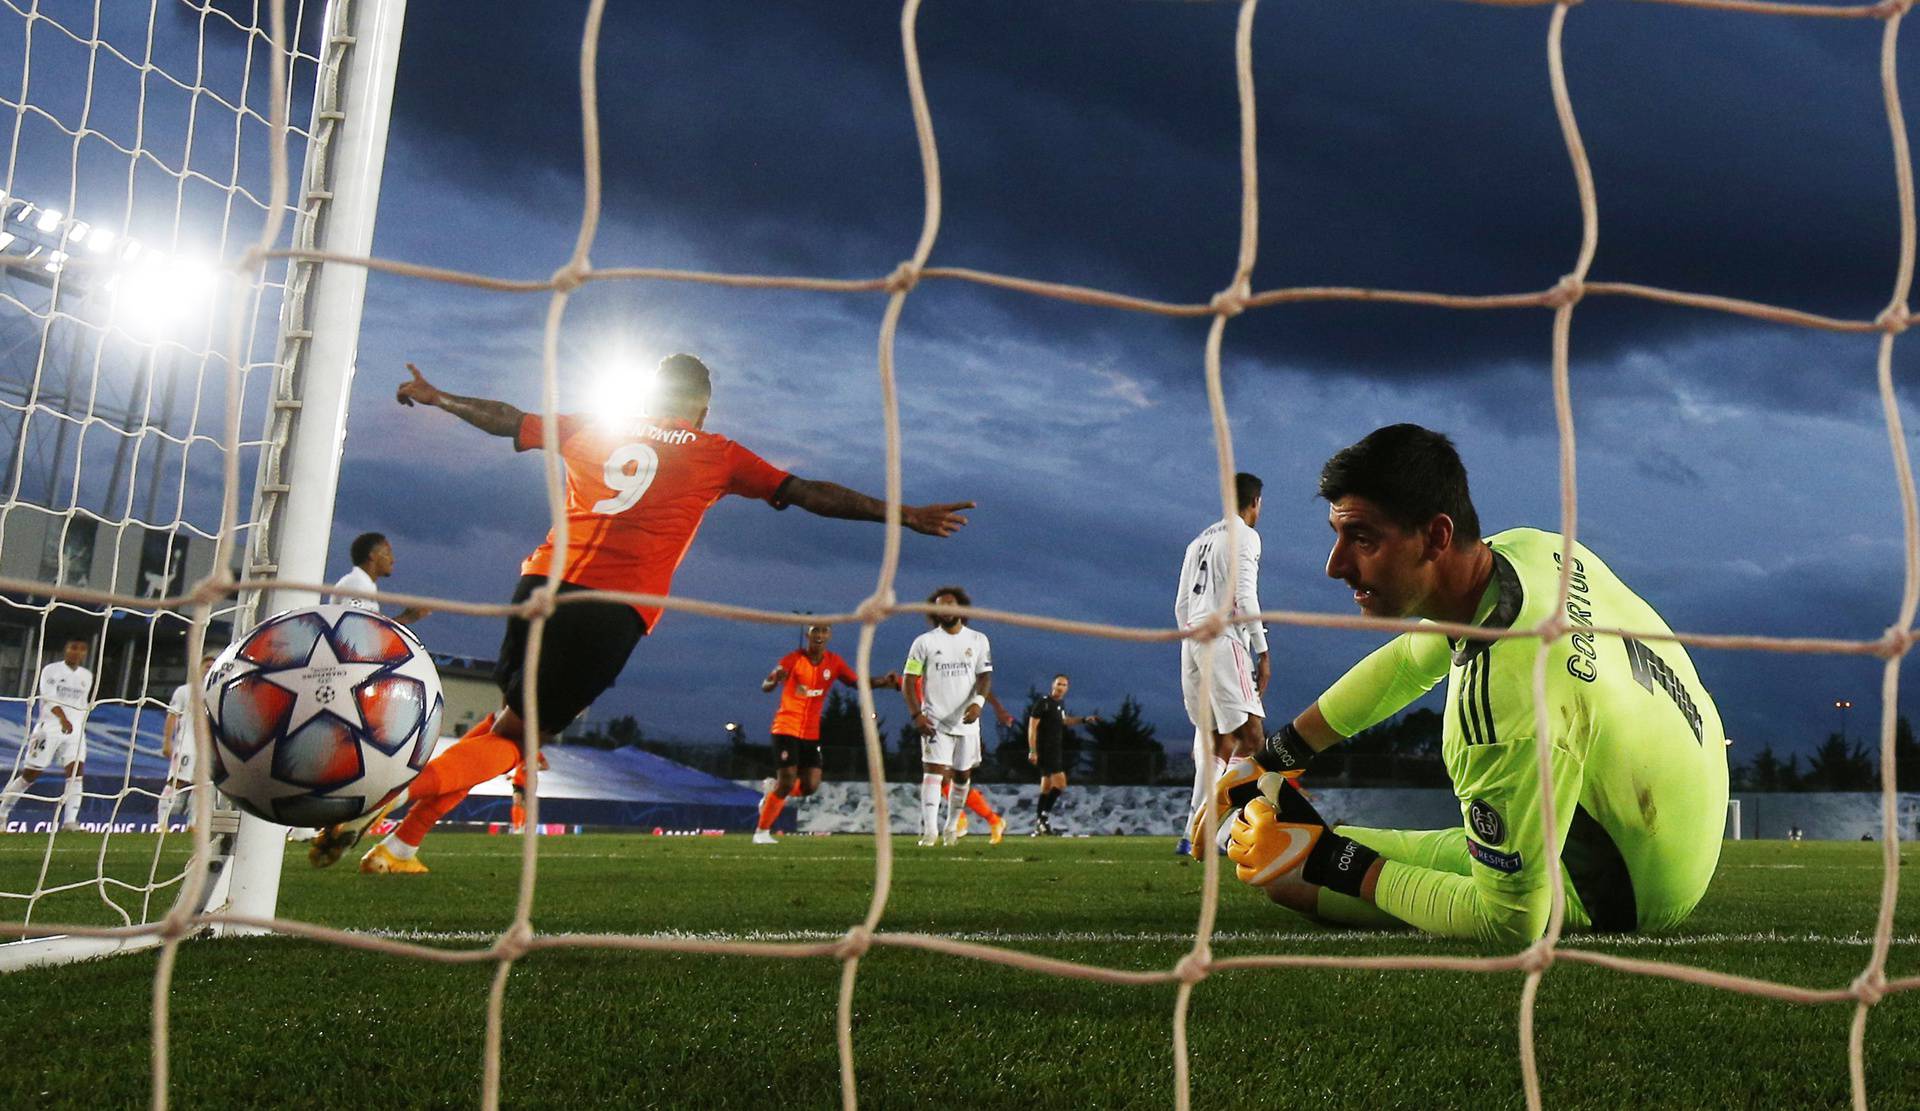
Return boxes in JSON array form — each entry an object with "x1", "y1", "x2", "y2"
[{"x1": 1027, "y1": 673, "x2": 1099, "y2": 835}]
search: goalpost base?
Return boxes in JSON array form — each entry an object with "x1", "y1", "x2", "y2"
[{"x1": 0, "y1": 811, "x2": 246, "y2": 972}]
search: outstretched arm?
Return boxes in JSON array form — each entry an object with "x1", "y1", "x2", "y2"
[
  {"x1": 777, "y1": 477, "x2": 972, "y2": 538},
  {"x1": 761, "y1": 665, "x2": 788, "y2": 693},
  {"x1": 841, "y1": 669, "x2": 901, "y2": 692},
  {"x1": 396, "y1": 363, "x2": 525, "y2": 438}
]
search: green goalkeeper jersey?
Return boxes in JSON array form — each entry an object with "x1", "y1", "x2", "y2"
[{"x1": 1317, "y1": 528, "x2": 1729, "y2": 943}]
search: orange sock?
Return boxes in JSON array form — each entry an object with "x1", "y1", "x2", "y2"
[
  {"x1": 395, "y1": 729, "x2": 523, "y2": 847},
  {"x1": 394, "y1": 784, "x2": 472, "y2": 847},
  {"x1": 965, "y1": 787, "x2": 997, "y2": 822},
  {"x1": 510, "y1": 801, "x2": 526, "y2": 828},
  {"x1": 757, "y1": 788, "x2": 788, "y2": 831}
]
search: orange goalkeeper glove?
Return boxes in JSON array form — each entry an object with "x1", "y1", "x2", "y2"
[
  {"x1": 1227, "y1": 797, "x2": 1324, "y2": 886},
  {"x1": 1228, "y1": 779, "x2": 1381, "y2": 898},
  {"x1": 1187, "y1": 755, "x2": 1306, "y2": 862}
]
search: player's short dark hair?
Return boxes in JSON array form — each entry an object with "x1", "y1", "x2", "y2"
[
  {"x1": 1052, "y1": 673, "x2": 1069, "y2": 682},
  {"x1": 1235, "y1": 472, "x2": 1262, "y2": 512},
  {"x1": 657, "y1": 353, "x2": 712, "y2": 411},
  {"x1": 64, "y1": 636, "x2": 87, "y2": 647},
  {"x1": 927, "y1": 584, "x2": 970, "y2": 624},
  {"x1": 350, "y1": 532, "x2": 387, "y2": 566},
  {"x1": 1318, "y1": 424, "x2": 1480, "y2": 543}
]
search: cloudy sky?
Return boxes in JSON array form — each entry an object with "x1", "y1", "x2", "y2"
[{"x1": 21, "y1": 0, "x2": 1909, "y2": 760}]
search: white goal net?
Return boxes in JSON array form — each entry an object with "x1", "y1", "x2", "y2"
[
  {"x1": 0, "y1": 0, "x2": 393, "y2": 968},
  {"x1": 0, "y1": 1, "x2": 1915, "y2": 1110}
]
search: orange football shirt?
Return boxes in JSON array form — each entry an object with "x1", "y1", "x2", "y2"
[
  {"x1": 515, "y1": 414, "x2": 790, "y2": 630},
  {"x1": 771, "y1": 649, "x2": 854, "y2": 741}
]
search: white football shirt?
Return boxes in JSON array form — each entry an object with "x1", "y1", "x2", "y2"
[
  {"x1": 1174, "y1": 516, "x2": 1268, "y2": 654},
  {"x1": 36, "y1": 660, "x2": 93, "y2": 734},
  {"x1": 166, "y1": 683, "x2": 207, "y2": 753},
  {"x1": 904, "y1": 625, "x2": 993, "y2": 732},
  {"x1": 330, "y1": 566, "x2": 380, "y2": 613}
]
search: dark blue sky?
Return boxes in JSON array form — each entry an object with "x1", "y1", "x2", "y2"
[{"x1": 312, "y1": 0, "x2": 1920, "y2": 760}]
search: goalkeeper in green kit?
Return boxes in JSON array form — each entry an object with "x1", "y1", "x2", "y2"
[{"x1": 1199, "y1": 424, "x2": 1728, "y2": 945}]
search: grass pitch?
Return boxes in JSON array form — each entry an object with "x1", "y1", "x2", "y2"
[{"x1": 0, "y1": 832, "x2": 1915, "y2": 1108}]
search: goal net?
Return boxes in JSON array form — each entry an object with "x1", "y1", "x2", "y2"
[
  {"x1": 1, "y1": 1, "x2": 1915, "y2": 1110},
  {"x1": 0, "y1": 0, "x2": 395, "y2": 967}
]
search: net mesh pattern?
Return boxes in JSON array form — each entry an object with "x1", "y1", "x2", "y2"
[
  {"x1": 0, "y1": 0, "x2": 320, "y2": 943},
  {"x1": 3, "y1": 2, "x2": 1917, "y2": 1109}
]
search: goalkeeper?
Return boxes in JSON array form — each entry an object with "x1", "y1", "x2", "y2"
[{"x1": 1202, "y1": 424, "x2": 1728, "y2": 945}]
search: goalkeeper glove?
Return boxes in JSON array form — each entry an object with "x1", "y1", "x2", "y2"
[
  {"x1": 1226, "y1": 779, "x2": 1381, "y2": 898},
  {"x1": 1187, "y1": 758, "x2": 1267, "y2": 861}
]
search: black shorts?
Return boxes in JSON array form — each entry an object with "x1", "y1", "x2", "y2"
[
  {"x1": 773, "y1": 734, "x2": 823, "y2": 771},
  {"x1": 493, "y1": 575, "x2": 647, "y2": 730},
  {"x1": 1034, "y1": 740, "x2": 1066, "y2": 776}
]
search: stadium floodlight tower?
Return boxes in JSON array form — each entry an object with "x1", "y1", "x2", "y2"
[{"x1": 0, "y1": 0, "x2": 408, "y2": 970}]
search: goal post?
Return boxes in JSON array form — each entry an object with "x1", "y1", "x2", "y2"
[
  {"x1": 0, "y1": 0, "x2": 407, "y2": 965},
  {"x1": 223, "y1": 0, "x2": 409, "y2": 937}
]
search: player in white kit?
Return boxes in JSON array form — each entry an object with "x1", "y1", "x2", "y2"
[
  {"x1": 158, "y1": 652, "x2": 218, "y2": 829},
  {"x1": 0, "y1": 638, "x2": 96, "y2": 831},
  {"x1": 903, "y1": 586, "x2": 995, "y2": 846},
  {"x1": 330, "y1": 531, "x2": 430, "y2": 625},
  {"x1": 1175, "y1": 473, "x2": 1270, "y2": 856}
]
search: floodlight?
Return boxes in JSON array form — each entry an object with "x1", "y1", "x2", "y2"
[
  {"x1": 111, "y1": 255, "x2": 216, "y2": 335},
  {"x1": 84, "y1": 225, "x2": 113, "y2": 252},
  {"x1": 588, "y1": 356, "x2": 657, "y2": 429},
  {"x1": 34, "y1": 207, "x2": 60, "y2": 232}
]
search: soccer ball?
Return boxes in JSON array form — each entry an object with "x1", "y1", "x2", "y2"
[{"x1": 204, "y1": 604, "x2": 444, "y2": 827}]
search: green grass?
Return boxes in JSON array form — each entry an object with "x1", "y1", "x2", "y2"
[{"x1": 0, "y1": 833, "x2": 1916, "y2": 1108}]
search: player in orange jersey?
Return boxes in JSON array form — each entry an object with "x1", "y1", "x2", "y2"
[
  {"x1": 509, "y1": 748, "x2": 550, "y2": 834},
  {"x1": 311, "y1": 354, "x2": 972, "y2": 875},
  {"x1": 752, "y1": 622, "x2": 900, "y2": 844}
]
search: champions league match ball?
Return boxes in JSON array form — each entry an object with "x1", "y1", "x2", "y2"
[{"x1": 203, "y1": 604, "x2": 444, "y2": 827}]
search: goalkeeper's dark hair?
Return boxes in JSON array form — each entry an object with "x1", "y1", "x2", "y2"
[
  {"x1": 927, "y1": 584, "x2": 971, "y2": 625},
  {"x1": 349, "y1": 531, "x2": 387, "y2": 566},
  {"x1": 1318, "y1": 424, "x2": 1480, "y2": 543}
]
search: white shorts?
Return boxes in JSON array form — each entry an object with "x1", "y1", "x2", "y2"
[
  {"x1": 23, "y1": 721, "x2": 85, "y2": 772},
  {"x1": 168, "y1": 746, "x2": 197, "y2": 784},
  {"x1": 920, "y1": 728, "x2": 982, "y2": 772},
  {"x1": 1181, "y1": 637, "x2": 1264, "y2": 737}
]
